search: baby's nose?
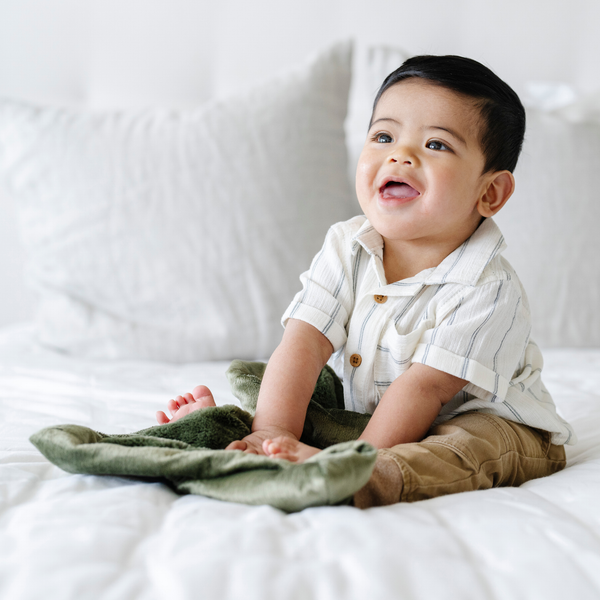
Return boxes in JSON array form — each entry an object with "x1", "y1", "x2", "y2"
[
  {"x1": 389, "y1": 154, "x2": 414, "y2": 166},
  {"x1": 388, "y1": 143, "x2": 417, "y2": 166}
]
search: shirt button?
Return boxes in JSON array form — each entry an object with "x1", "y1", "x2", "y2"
[
  {"x1": 374, "y1": 295, "x2": 388, "y2": 304},
  {"x1": 349, "y1": 353, "x2": 362, "y2": 367}
]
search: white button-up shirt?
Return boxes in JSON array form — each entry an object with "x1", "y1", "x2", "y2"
[{"x1": 282, "y1": 216, "x2": 575, "y2": 445}]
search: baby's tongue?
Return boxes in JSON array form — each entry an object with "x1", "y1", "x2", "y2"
[{"x1": 381, "y1": 182, "x2": 419, "y2": 200}]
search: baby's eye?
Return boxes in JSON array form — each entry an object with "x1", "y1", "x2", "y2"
[
  {"x1": 426, "y1": 140, "x2": 449, "y2": 151},
  {"x1": 374, "y1": 133, "x2": 393, "y2": 144}
]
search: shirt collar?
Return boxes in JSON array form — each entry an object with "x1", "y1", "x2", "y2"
[
  {"x1": 351, "y1": 219, "x2": 384, "y2": 259},
  {"x1": 351, "y1": 217, "x2": 506, "y2": 288},
  {"x1": 426, "y1": 218, "x2": 506, "y2": 286}
]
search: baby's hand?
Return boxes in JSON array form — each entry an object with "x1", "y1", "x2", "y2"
[{"x1": 226, "y1": 427, "x2": 297, "y2": 455}]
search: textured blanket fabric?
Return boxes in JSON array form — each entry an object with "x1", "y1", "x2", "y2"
[{"x1": 30, "y1": 361, "x2": 377, "y2": 512}]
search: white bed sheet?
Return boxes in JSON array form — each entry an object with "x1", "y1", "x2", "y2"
[{"x1": 1, "y1": 323, "x2": 600, "y2": 600}]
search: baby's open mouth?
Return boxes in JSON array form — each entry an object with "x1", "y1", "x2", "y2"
[{"x1": 380, "y1": 181, "x2": 420, "y2": 200}]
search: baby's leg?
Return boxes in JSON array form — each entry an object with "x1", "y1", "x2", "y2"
[
  {"x1": 156, "y1": 385, "x2": 216, "y2": 424},
  {"x1": 263, "y1": 436, "x2": 321, "y2": 462},
  {"x1": 353, "y1": 412, "x2": 567, "y2": 508}
]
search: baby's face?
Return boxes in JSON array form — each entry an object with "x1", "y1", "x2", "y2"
[{"x1": 356, "y1": 79, "x2": 493, "y2": 249}]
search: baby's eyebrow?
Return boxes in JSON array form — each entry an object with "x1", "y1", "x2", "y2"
[
  {"x1": 428, "y1": 126, "x2": 467, "y2": 146},
  {"x1": 369, "y1": 117, "x2": 398, "y2": 129},
  {"x1": 371, "y1": 117, "x2": 398, "y2": 125}
]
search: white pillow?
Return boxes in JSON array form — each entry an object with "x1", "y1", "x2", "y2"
[
  {"x1": 495, "y1": 108, "x2": 600, "y2": 347},
  {"x1": 0, "y1": 42, "x2": 356, "y2": 362}
]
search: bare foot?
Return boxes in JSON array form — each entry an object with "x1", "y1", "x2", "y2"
[
  {"x1": 156, "y1": 385, "x2": 216, "y2": 424},
  {"x1": 262, "y1": 436, "x2": 321, "y2": 463}
]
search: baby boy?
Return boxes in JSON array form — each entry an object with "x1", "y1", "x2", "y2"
[{"x1": 156, "y1": 55, "x2": 574, "y2": 507}]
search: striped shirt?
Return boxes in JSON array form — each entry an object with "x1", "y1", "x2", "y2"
[{"x1": 282, "y1": 215, "x2": 575, "y2": 445}]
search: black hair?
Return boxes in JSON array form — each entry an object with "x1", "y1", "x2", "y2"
[{"x1": 371, "y1": 55, "x2": 525, "y2": 174}]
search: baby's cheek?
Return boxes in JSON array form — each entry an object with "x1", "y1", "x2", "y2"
[{"x1": 355, "y1": 160, "x2": 375, "y2": 200}]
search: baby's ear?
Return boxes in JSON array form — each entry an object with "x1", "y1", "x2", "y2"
[{"x1": 477, "y1": 171, "x2": 515, "y2": 218}]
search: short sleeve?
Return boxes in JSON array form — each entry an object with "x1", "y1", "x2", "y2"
[
  {"x1": 412, "y1": 279, "x2": 530, "y2": 402},
  {"x1": 281, "y1": 225, "x2": 355, "y2": 351}
]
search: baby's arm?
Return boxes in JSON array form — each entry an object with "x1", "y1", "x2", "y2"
[
  {"x1": 226, "y1": 318, "x2": 333, "y2": 454},
  {"x1": 260, "y1": 361, "x2": 468, "y2": 463},
  {"x1": 358, "y1": 363, "x2": 467, "y2": 448}
]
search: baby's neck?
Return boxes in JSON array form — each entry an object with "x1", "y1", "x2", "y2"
[
  {"x1": 382, "y1": 229, "x2": 476, "y2": 283},
  {"x1": 381, "y1": 215, "x2": 484, "y2": 283},
  {"x1": 383, "y1": 245, "x2": 436, "y2": 283}
]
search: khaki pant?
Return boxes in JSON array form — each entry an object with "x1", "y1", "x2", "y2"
[{"x1": 353, "y1": 412, "x2": 566, "y2": 508}]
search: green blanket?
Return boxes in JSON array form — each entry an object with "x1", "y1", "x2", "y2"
[{"x1": 30, "y1": 361, "x2": 376, "y2": 512}]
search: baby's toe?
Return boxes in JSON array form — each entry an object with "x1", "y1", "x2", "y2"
[
  {"x1": 156, "y1": 411, "x2": 170, "y2": 425},
  {"x1": 191, "y1": 385, "x2": 216, "y2": 408},
  {"x1": 191, "y1": 385, "x2": 211, "y2": 399},
  {"x1": 168, "y1": 399, "x2": 180, "y2": 416}
]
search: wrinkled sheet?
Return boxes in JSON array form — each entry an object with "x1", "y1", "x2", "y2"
[{"x1": 1, "y1": 323, "x2": 600, "y2": 600}]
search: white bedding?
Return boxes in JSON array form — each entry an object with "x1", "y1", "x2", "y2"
[{"x1": 1, "y1": 323, "x2": 600, "y2": 600}]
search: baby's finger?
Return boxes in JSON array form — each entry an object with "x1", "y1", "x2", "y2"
[{"x1": 226, "y1": 440, "x2": 247, "y2": 451}]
